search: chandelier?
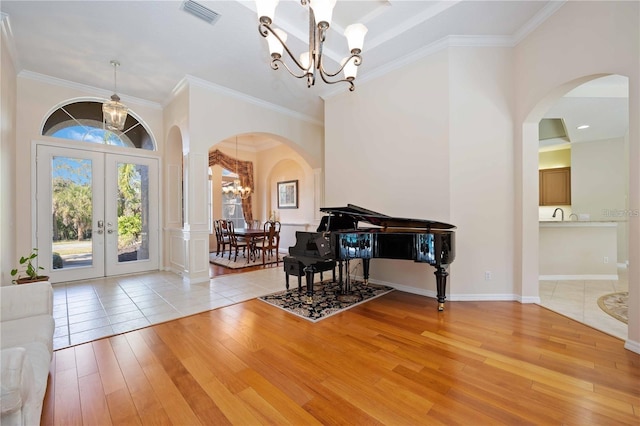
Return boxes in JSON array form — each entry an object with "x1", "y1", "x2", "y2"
[
  {"x1": 102, "y1": 60, "x2": 128, "y2": 131},
  {"x1": 222, "y1": 137, "x2": 252, "y2": 200},
  {"x1": 256, "y1": 0, "x2": 367, "y2": 91}
]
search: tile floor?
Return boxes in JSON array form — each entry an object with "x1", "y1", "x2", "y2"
[
  {"x1": 52, "y1": 266, "x2": 630, "y2": 351},
  {"x1": 538, "y1": 267, "x2": 629, "y2": 340},
  {"x1": 52, "y1": 267, "x2": 285, "y2": 350}
]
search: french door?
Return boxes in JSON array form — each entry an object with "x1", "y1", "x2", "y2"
[{"x1": 36, "y1": 145, "x2": 159, "y2": 283}]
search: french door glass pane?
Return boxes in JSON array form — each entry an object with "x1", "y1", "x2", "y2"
[
  {"x1": 117, "y1": 162, "x2": 149, "y2": 263},
  {"x1": 51, "y1": 156, "x2": 93, "y2": 269}
]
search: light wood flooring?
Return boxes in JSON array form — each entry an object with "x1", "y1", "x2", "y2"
[{"x1": 41, "y1": 270, "x2": 639, "y2": 425}]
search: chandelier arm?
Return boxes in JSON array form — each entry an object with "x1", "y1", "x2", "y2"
[
  {"x1": 317, "y1": 70, "x2": 355, "y2": 91},
  {"x1": 271, "y1": 58, "x2": 310, "y2": 79},
  {"x1": 318, "y1": 53, "x2": 362, "y2": 79}
]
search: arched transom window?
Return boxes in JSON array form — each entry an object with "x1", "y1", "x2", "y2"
[{"x1": 42, "y1": 101, "x2": 155, "y2": 150}]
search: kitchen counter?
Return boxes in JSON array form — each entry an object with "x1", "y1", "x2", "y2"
[
  {"x1": 539, "y1": 221, "x2": 618, "y2": 228},
  {"x1": 539, "y1": 221, "x2": 618, "y2": 279}
]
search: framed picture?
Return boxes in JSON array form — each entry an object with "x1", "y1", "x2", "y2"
[{"x1": 277, "y1": 180, "x2": 298, "y2": 209}]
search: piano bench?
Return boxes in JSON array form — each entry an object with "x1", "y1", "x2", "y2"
[{"x1": 283, "y1": 256, "x2": 336, "y2": 291}]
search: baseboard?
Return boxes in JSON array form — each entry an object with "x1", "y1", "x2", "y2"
[
  {"x1": 367, "y1": 278, "x2": 530, "y2": 303},
  {"x1": 624, "y1": 339, "x2": 640, "y2": 355},
  {"x1": 539, "y1": 274, "x2": 618, "y2": 280}
]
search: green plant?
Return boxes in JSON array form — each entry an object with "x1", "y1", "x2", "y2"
[{"x1": 11, "y1": 248, "x2": 45, "y2": 283}]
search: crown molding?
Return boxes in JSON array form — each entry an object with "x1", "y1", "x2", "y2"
[
  {"x1": 18, "y1": 70, "x2": 162, "y2": 110},
  {"x1": 322, "y1": 1, "x2": 565, "y2": 101},
  {"x1": 512, "y1": 0, "x2": 567, "y2": 45},
  {"x1": 178, "y1": 74, "x2": 323, "y2": 127},
  {"x1": 1, "y1": 12, "x2": 21, "y2": 71}
]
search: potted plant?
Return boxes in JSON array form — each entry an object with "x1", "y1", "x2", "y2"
[{"x1": 11, "y1": 248, "x2": 49, "y2": 284}]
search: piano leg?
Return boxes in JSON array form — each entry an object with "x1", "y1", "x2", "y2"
[
  {"x1": 338, "y1": 260, "x2": 344, "y2": 290},
  {"x1": 434, "y1": 266, "x2": 449, "y2": 311},
  {"x1": 362, "y1": 258, "x2": 370, "y2": 285},
  {"x1": 303, "y1": 265, "x2": 316, "y2": 300}
]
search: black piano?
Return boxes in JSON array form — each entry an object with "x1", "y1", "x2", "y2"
[{"x1": 285, "y1": 204, "x2": 456, "y2": 310}]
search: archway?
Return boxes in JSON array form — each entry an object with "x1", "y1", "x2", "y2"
[{"x1": 521, "y1": 73, "x2": 630, "y2": 338}]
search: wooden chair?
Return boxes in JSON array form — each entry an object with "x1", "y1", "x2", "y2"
[
  {"x1": 256, "y1": 221, "x2": 281, "y2": 266},
  {"x1": 227, "y1": 221, "x2": 249, "y2": 262},
  {"x1": 213, "y1": 220, "x2": 227, "y2": 256}
]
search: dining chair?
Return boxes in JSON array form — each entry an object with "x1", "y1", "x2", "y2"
[
  {"x1": 218, "y1": 219, "x2": 230, "y2": 255},
  {"x1": 227, "y1": 220, "x2": 249, "y2": 262},
  {"x1": 256, "y1": 221, "x2": 281, "y2": 266},
  {"x1": 213, "y1": 220, "x2": 225, "y2": 256}
]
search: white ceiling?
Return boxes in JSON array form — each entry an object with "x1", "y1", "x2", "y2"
[
  {"x1": 540, "y1": 75, "x2": 629, "y2": 151},
  {"x1": 1, "y1": 0, "x2": 627, "y2": 146}
]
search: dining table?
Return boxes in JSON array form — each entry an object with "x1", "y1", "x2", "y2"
[{"x1": 232, "y1": 228, "x2": 267, "y2": 262}]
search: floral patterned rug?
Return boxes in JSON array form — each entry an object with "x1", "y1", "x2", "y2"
[
  {"x1": 258, "y1": 279, "x2": 394, "y2": 322},
  {"x1": 597, "y1": 292, "x2": 628, "y2": 324},
  {"x1": 209, "y1": 251, "x2": 282, "y2": 269}
]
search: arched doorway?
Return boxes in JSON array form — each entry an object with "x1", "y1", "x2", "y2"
[{"x1": 522, "y1": 74, "x2": 630, "y2": 338}]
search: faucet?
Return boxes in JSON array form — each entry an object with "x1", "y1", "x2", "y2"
[
  {"x1": 552, "y1": 208, "x2": 564, "y2": 221},
  {"x1": 568, "y1": 213, "x2": 578, "y2": 221}
]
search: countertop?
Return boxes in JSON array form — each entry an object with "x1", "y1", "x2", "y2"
[{"x1": 539, "y1": 221, "x2": 618, "y2": 228}]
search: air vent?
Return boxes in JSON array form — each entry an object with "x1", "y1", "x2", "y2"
[{"x1": 181, "y1": 0, "x2": 221, "y2": 25}]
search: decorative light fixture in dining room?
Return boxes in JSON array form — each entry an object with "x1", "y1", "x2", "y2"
[
  {"x1": 222, "y1": 136, "x2": 252, "y2": 200},
  {"x1": 256, "y1": 0, "x2": 367, "y2": 91},
  {"x1": 102, "y1": 60, "x2": 128, "y2": 131}
]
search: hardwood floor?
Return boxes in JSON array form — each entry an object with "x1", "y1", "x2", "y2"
[{"x1": 41, "y1": 271, "x2": 639, "y2": 425}]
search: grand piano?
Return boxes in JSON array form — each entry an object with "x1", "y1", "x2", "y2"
[{"x1": 285, "y1": 204, "x2": 456, "y2": 310}]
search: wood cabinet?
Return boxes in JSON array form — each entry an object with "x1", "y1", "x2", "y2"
[{"x1": 539, "y1": 167, "x2": 571, "y2": 206}]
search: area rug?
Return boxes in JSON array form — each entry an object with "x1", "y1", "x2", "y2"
[
  {"x1": 209, "y1": 251, "x2": 282, "y2": 269},
  {"x1": 258, "y1": 279, "x2": 394, "y2": 322},
  {"x1": 597, "y1": 292, "x2": 628, "y2": 324}
]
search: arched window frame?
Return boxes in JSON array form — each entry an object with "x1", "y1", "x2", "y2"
[{"x1": 40, "y1": 98, "x2": 157, "y2": 151}]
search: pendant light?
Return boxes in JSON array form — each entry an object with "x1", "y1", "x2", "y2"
[{"x1": 102, "y1": 60, "x2": 128, "y2": 131}]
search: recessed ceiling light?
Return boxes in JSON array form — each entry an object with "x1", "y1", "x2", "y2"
[{"x1": 577, "y1": 124, "x2": 590, "y2": 130}]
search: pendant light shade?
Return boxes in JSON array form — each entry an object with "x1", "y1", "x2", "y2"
[{"x1": 102, "y1": 60, "x2": 128, "y2": 131}]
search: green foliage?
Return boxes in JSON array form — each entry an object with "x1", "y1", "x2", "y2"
[
  {"x1": 11, "y1": 248, "x2": 44, "y2": 282},
  {"x1": 118, "y1": 214, "x2": 142, "y2": 239}
]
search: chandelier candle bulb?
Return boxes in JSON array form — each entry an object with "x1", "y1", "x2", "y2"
[
  {"x1": 344, "y1": 23, "x2": 368, "y2": 53},
  {"x1": 309, "y1": 0, "x2": 337, "y2": 27},
  {"x1": 267, "y1": 28, "x2": 287, "y2": 57},
  {"x1": 257, "y1": 0, "x2": 279, "y2": 23},
  {"x1": 300, "y1": 52, "x2": 314, "y2": 71}
]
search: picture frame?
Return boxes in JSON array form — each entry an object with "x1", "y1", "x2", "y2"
[{"x1": 277, "y1": 180, "x2": 298, "y2": 209}]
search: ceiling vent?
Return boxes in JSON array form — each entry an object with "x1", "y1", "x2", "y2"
[{"x1": 181, "y1": 0, "x2": 220, "y2": 25}]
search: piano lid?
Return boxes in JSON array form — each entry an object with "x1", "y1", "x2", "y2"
[{"x1": 320, "y1": 204, "x2": 456, "y2": 231}]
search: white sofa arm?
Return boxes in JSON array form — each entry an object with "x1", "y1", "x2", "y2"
[
  {"x1": 0, "y1": 282, "x2": 53, "y2": 322},
  {"x1": 1, "y1": 347, "x2": 34, "y2": 423}
]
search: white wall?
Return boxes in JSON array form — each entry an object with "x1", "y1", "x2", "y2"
[
  {"x1": 572, "y1": 137, "x2": 627, "y2": 220},
  {"x1": 572, "y1": 137, "x2": 629, "y2": 263},
  {"x1": 513, "y1": 1, "x2": 639, "y2": 348},
  {"x1": 449, "y1": 47, "x2": 516, "y2": 298},
  {"x1": 326, "y1": 46, "x2": 515, "y2": 300},
  {"x1": 326, "y1": 49, "x2": 450, "y2": 294},
  {"x1": 0, "y1": 20, "x2": 17, "y2": 285}
]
